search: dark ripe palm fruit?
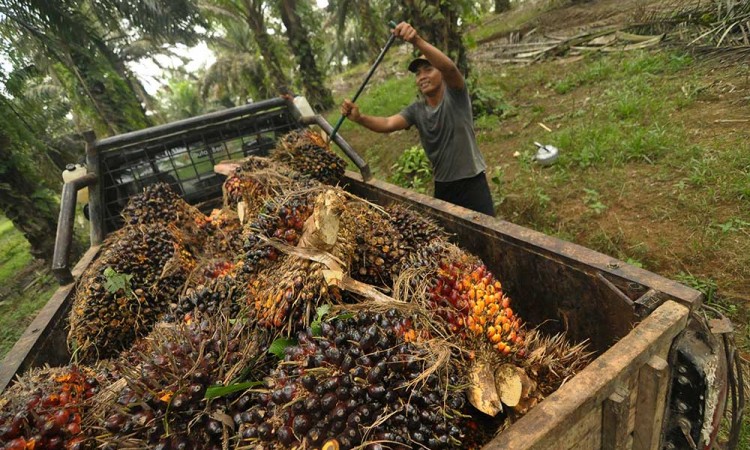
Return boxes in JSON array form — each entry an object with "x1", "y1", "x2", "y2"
[
  {"x1": 271, "y1": 130, "x2": 346, "y2": 185},
  {"x1": 384, "y1": 203, "x2": 447, "y2": 249},
  {"x1": 69, "y1": 225, "x2": 195, "y2": 362},
  {"x1": 341, "y1": 204, "x2": 410, "y2": 289},
  {"x1": 93, "y1": 315, "x2": 268, "y2": 450},
  {"x1": 169, "y1": 275, "x2": 244, "y2": 323},
  {"x1": 200, "y1": 208, "x2": 245, "y2": 257},
  {"x1": 121, "y1": 183, "x2": 204, "y2": 231},
  {"x1": 241, "y1": 191, "x2": 316, "y2": 276},
  {"x1": 237, "y1": 310, "x2": 469, "y2": 449},
  {"x1": 0, "y1": 366, "x2": 99, "y2": 450}
]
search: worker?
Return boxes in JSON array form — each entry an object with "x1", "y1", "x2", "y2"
[{"x1": 341, "y1": 21, "x2": 494, "y2": 216}]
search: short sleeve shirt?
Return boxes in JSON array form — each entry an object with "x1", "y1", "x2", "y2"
[{"x1": 399, "y1": 84, "x2": 486, "y2": 182}]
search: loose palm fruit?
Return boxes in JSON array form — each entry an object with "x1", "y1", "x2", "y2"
[{"x1": 237, "y1": 310, "x2": 468, "y2": 449}]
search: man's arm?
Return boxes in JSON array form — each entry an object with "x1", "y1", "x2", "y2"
[
  {"x1": 394, "y1": 22, "x2": 465, "y2": 91},
  {"x1": 341, "y1": 99, "x2": 409, "y2": 133}
]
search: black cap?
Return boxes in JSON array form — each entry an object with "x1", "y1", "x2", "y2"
[{"x1": 407, "y1": 56, "x2": 431, "y2": 73}]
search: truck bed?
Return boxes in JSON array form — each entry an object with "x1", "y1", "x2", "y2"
[
  {"x1": 1, "y1": 99, "x2": 734, "y2": 449},
  {"x1": 1, "y1": 170, "x2": 703, "y2": 449}
]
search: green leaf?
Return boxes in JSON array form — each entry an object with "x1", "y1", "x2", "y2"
[
  {"x1": 268, "y1": 337, "x2": 297, "y2": 359},
  {"x1": 333, "y1": 312, "x2": 354, "y2": 321},
  {"x1": 204, "y1": 381, "x2": 264, "y2": 400},
  {"x1": 315, "y1": 304, "x2": 331, "y2": 322},
  {"x1": 103, "y1": 267, "x2": 133, "y2": 294},
  {"x1": 311, "y1": 304, "x2": 331, "y2": 336}
]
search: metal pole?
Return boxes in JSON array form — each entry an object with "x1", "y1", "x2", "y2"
[{"x1": 329, "y1": 21, "x2": 398, "y2": 142}]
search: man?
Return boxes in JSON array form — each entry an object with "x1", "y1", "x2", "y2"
[{"x1": 341, "y1": 22, "x2": 494, "y2": 216}]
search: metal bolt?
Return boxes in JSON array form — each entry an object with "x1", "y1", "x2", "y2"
[
  {"x1": 677, "y1": 375, "x2": 691, "y2": 386},
  {"x1": 675, "y1": 400, "x2": 689, "y2": 413}
]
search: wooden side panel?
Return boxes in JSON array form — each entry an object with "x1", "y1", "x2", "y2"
[
  {"x1": 342, "y1": 173, "x2": 702, "y2": 353},
  {"x1": 482, "y1": 300, "x2": 688, "y2": 450},
  {"x1": 632, "y1": 356, "x2": 670, "y2": 450},
  {"x1": 560, "y1": 406, "x2": 603, "y2": 450},
  {"x1": 602, "y1": 385, "x2": 631, "y2": 449}
]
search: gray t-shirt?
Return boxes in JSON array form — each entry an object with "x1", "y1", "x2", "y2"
[{"x1": 399, "y1": 84, "x2": 486, "y2": 182}]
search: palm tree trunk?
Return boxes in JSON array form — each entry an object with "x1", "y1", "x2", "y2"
[
  {"x1": 279, "y1": 0, "x2": 333, "y2": 111},
  {"x1": 495, "y1": 0, "x2": 511, "y2": 13},
  {"x1": 0, "y1": 134, "x2": 59, "y2": 262},
  {"x1": 358, "y1": 1, "x2": 383, "y2": 56},
  {"x1": 243, "y1": 0, "x2": 292, "y2": 96},
  {"x1": 399, "y1": 0, "x2": 470, "y2": 76}
]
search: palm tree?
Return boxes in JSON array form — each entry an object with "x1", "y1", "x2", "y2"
[
  {"x1": 203, "y1": 21, "x2": 272, "y2": 104},
  {"x1": 200, "y1": 0, "x2": 292, "y2": 96},
  {"x1": 325, "y1": 0, "x2": 386, "y2": 63},
  {"x1": 0, "y1": 92, "x2": 63, "y2": 261},
  {"x1": 395, "y1": 0, "x2": 473, "y2": 76},
  {"x1": 0, "y1": 0, "x2": 205, "y2": 134},
  {"x1": 278, "y1": 0, "x2": 333, "y2": 110}
]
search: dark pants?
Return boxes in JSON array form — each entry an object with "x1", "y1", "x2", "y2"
[{"x1": 434, "y1": 172, "x2": 495, "y2": 216}]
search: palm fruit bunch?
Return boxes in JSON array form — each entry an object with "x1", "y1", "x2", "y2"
[
  {"x1": 168, "y1": 275, "x2": 244, "y2": 323},
  {"x1": 271, "y1": 129, "x2": 346, "y2": 185},
  {"x1": 120, "y1": 183, "x2": 201, "y2": 230},
  {"x1": 341, "y1": 203, "x2": 410, "y2": 288},
  {"x1": 247, "y1": 190, "x2": 354, "y2": 333},
  {"x1": 401, "y1": 243, "x2": 525, "y2": 357},
  {"x1": 384, "y1": 203, "x2": 447, "y2": 249},
  {"x1": 222, "y1": 157, "x2": 316, "y2": 215},
  {"x1": 241, "y1": 190, "x2": 317, "y2": 276},
  {"x1": 511, "y1": 330, "x2": 592, "y2": 414},
  {"x1": 0, "y1": 366, "x2": 100, "y2": 450},
  {"x1": 222, "y1": 157, "x2": 277, "y2": 207},
  {"x1": 69, "y1": 224, "x2": 195, "y2": 362},
  {"x1": 198, "y1": 208, "x2": 244, "y2": 257},
  {"x1": 93, "y1": 316, "x2": 267, "y2": 450},
  {"x1": 248, "y1": 250, "x2": 354, "y2": 332},
  {"x1": 237, "y1": 309, "x2": 470, "y2": 450}
]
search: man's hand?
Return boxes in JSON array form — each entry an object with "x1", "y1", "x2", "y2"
[
  {"x1": 340, "y1": 99, "x2": 361, "y2": 122},
  {"x1": 393, "y1": 22, "x2": 419, "y2": 44}
]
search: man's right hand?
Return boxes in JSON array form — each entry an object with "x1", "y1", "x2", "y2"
[{"x1": 340, "y1": 99, "x2": 361, "y2": 122}]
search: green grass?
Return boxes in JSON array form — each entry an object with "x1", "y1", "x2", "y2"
[
  {"x1": 0, "y1": 218, "x2": 33, "y2": 283},
  {"x1": 468, "y1": 5, "x2": 550, "y2": 44},
  {"x1": 328, "y1": 75, "x2": 417, "y2": 127},
  {"x1": 0, "y1": 276, "x2": 57, "y2": 357},
  {"x1": 0, "y1": 216, "x2": 57, "y2": 358}
]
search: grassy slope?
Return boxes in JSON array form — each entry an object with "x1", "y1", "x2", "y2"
[
  {"x1": 333, "y1": 49, "x2": 750, "y2": 321},
  {"x1": 0, "y1": 217, "x2": 57, "y2": 357},
  {"x1": 330, "y1": 7, "x2": 749, "y2": 445}
]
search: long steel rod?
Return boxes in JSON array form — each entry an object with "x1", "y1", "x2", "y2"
[{"x1": 329, "y1": 21, "x2": 398, "y2": 141}]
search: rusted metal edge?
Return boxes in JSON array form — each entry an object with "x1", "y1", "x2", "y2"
[
  {"x1": 52, "y1": 173, "x2": 99, "y2": 284},
  {"x1": 0, "y1": 246, "x2": 101, "y2": 393},
  {"x1": 342, "y1": 172, "x2": 703, "y2": 309},
  {"x1": 483, "y1": 300, "x2": 689, "y2": 449}
]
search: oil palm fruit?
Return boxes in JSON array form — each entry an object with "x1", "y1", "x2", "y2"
[
  {"x1": 92, "y1": 315, "x2": 268, "y2": 450},
  {"x1": 341, "y1": 203, "x2": 410, "y2": 289},
  {"x1": 401, "y1": 243, "x2": 525, "y2": 357},
  {"x1": 69, "y1": 225, "x2": 195, "y2": 362},
  {"x1": 385, "y1": 203, "x2": 447, "y2": 249},
  {"x1": 272, "y1": 130, "x2": 346, "y2": 185},
  {"x1": 0, "y1": 366, "x2": 100, "y2": 450},
  {"x1": 242, "y1": 190, "x2": 317, "y2": 276},
  {"x1": 237, "y1": 310, "x2": 469, "y2": 449}
]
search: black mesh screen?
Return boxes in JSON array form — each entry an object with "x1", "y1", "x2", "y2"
[{"x1": 96, "y1": 102, "x2": 300, "y2": 232}]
